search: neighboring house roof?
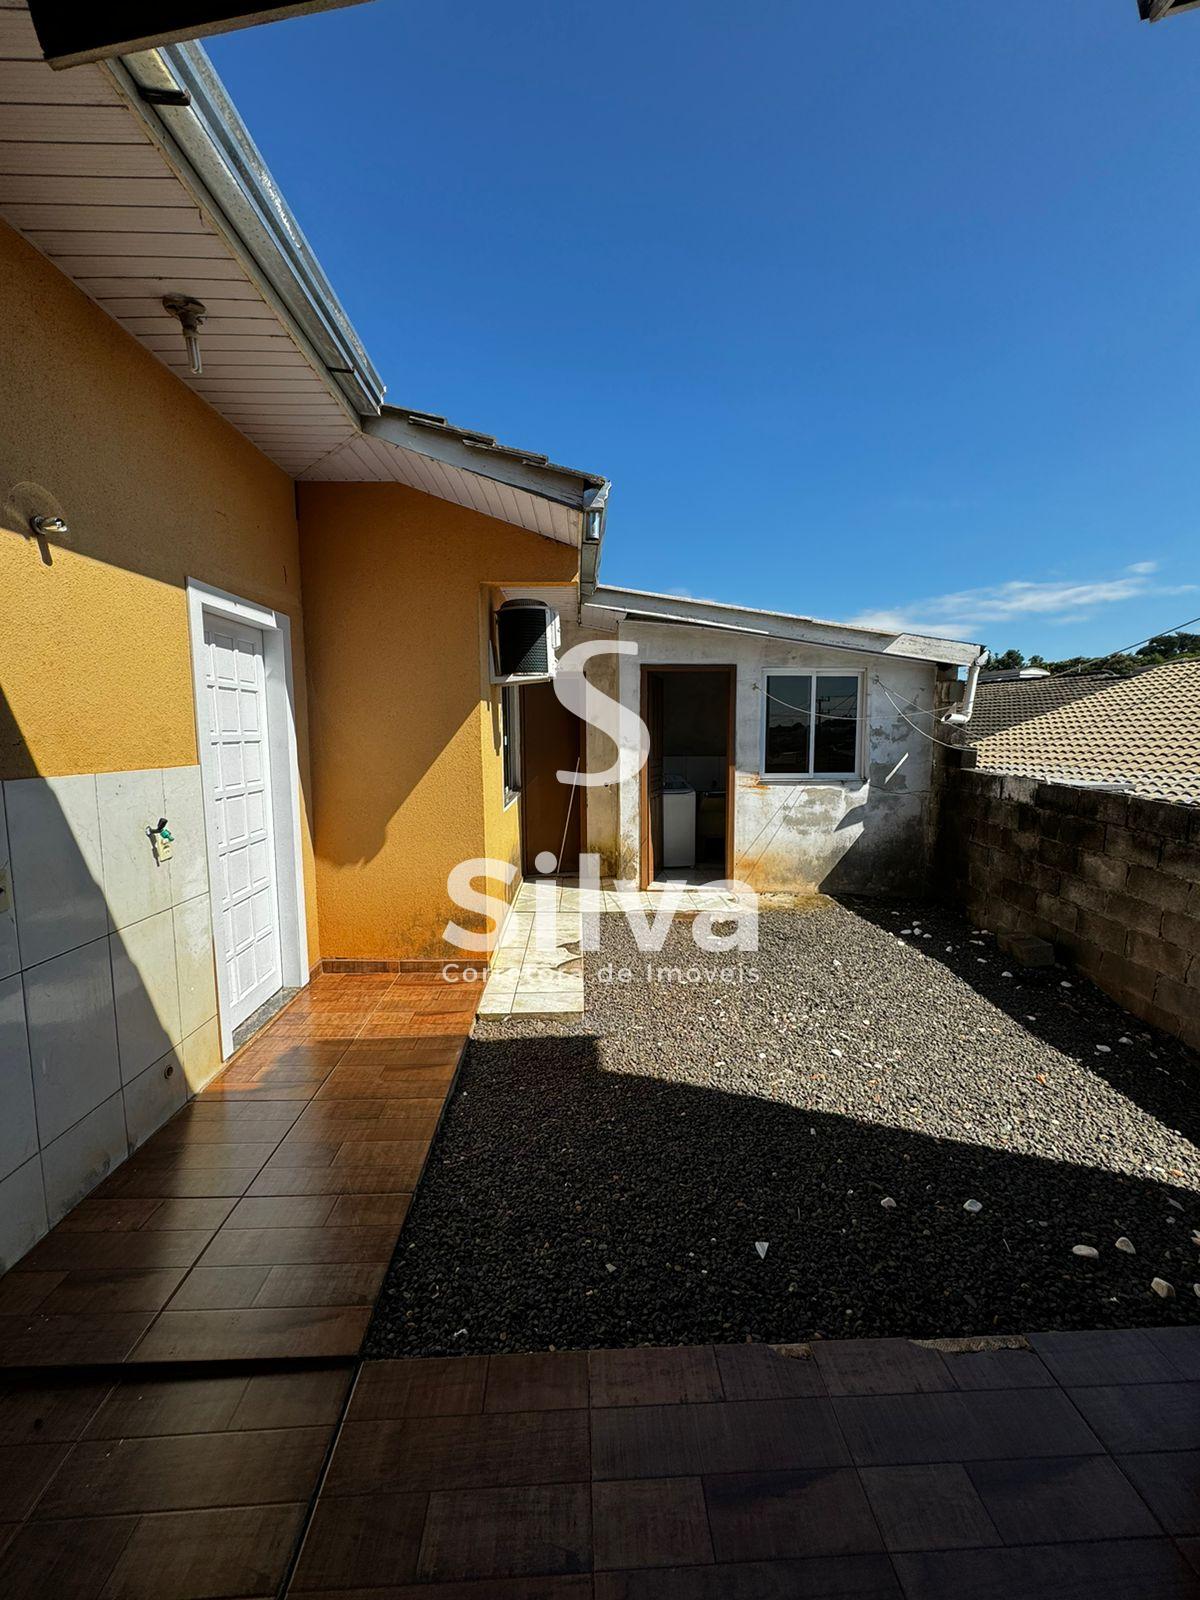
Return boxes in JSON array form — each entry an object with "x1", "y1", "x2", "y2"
[
  {"x1": 0, "y1": 6, "x2": 608, "y2": 561},
  {"x1": 585, "y1": 586, "x2": 984, "y2": 668},
  {"x1": 967, "y1": 660, "x2": 1200, "y2": 805}
]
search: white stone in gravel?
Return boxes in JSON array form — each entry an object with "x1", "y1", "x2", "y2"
[
  {"x1": 755, "y1": 1241, "x2": 769, "y2": 1258},
  {"x1": 1072, "y1": 1245, "x2": 1099, "y2": 1259},
  {"x1": 963, "y1": 1199, "x2": 983, "y2": 1213},
  {"x1": 1194, "y1": 1284, "x2": 1200, "y2": 1298},
  {"x1": 1096, "y1": 1045, "x2": 1111, "y2": 1054},
  {"x1": 1192, "y1": 1230, "x2": 1200, "y2": 1246},
  {"x1": 1167, "y1": 1199, "x2": 1183, "y2": 1210},
  {"x1": 1115, "y1": 1237, "x2": 1135, "y2": 1254},
  {"x1": 1060, "y1": 981, "x2": 1072, "y2": 988},
  {"x1": 1119, "y1": 1036, "x2": 1132, "y2": 1045},
  {"x1": 881, "y1": 1197, "x2": 897, "y2": 1209},
  {"x1": 1150, "y1": 1278, "x2": 1175, "y2": 1299},
  {"x1": 1002, "y1": 971, "x2": 1013, "y2": 978}
]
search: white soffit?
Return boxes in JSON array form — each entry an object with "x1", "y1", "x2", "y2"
[
  {"x1": 0, "y1": 1, "x2": 357, "y2": 476},
  {"x1": 299, "y1": 430, "x2": 581, "y2": 544}
]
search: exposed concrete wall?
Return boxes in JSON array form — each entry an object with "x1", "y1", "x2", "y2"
[
  {"x1": 940, "y1": 765, "x2": 1200, "y2": 1050},
  {"x1": 577, "y1": 618, "x2": 949, "y2": 894}
]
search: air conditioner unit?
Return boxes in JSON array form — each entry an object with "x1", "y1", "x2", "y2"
[{"x1": 491, "y1": 599, "x2": 560, "y2": 684}]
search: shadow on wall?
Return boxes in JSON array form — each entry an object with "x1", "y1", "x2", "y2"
[
  {"x1": 0, "y1": 688, "x2": 220, "y2": 1270},
  {"x1": 368, "y1": 1028, "x2": 1200, "y2": 1359}
]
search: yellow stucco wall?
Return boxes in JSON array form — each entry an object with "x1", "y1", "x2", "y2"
[
  {"x1": 0, "y1": 220, "x2": 320, "y2": 965},
  {"x1": 298, "y1": 481, "x2": 578, "y2": 960}
]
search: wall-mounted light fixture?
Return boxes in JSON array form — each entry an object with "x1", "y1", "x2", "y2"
[
  {"x1": 3, "y1": 481, "x2": 71, "y2": 557},
  {"x1": 162, "y1": 294, "x2": 208, "y2": 376}
]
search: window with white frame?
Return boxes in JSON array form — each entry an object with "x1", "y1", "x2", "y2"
[
  {"x1": 761, "y1": 671, "x2": 863, "y2": 779},
  {"x1": 501, "y1": 684, "x2": 522, "y2": 801}
]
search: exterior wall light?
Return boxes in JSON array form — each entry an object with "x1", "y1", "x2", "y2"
[
  {"x1": 162, "y1": 294, "x2": 208, "y2": 376},
  {"x1": 30, "y1": 514, "x2": 69, "y2": 537}
]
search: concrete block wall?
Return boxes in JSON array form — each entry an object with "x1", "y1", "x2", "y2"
[
  {"x1": 939, "y1": 764, "x2": 1200, "y2": 1050},
  {"x1": 0, "y1": 766, "x2": 220, "y2": 1269}
]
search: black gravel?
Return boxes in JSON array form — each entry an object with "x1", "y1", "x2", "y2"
[{"x1": 365, "y1": 897, "x2": 1200, "y2": 1356}]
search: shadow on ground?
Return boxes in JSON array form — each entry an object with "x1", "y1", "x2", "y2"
[{"x1": 367, "y1": 899, "x2": 1200, "y2": 1357}]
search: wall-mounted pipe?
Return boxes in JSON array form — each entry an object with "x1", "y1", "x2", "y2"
[{"x1": 940, "y1": 647, "x2": 990, "y2": 726}]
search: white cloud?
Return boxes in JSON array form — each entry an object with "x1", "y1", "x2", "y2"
[{"x1": 848, "y1": 567, "x2": 1195, "y2": 641}]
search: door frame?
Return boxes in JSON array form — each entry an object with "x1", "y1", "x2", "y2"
[
  {"x1": 186, "y1": 579, "x2": 309, "y2": 1061},
  {"x1": 638, "y1": 664, "x2": 737, "y2": 889}
]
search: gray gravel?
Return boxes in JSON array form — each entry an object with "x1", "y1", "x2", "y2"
[{"x1": 366, "y1": 897, "x2": 1200, "y2": 1356}]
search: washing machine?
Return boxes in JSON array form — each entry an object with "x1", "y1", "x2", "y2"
[{"x1": 661, "y1": 777, "x2": 696, "y2": 869}]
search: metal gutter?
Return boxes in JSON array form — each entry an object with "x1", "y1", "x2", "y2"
[{"x1": 105, "y1": 40, "x2": 385, "y2": 420}]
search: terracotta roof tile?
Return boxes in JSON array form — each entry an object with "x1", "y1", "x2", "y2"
[{"x1": 967, "y1": 660, "x2": 1200, "y2": 805}]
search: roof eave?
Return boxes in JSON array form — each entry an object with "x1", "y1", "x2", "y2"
[{"x1": 105, "y1": 39, "x2": 385, "y2": 421}]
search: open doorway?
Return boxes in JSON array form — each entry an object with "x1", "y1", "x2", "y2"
[
  {"x1": 639, "y1": 665, "x2": 735, "y2": 889},
  {"x1": 519, "y1": 679, "x2": 583, "y2": 876}
]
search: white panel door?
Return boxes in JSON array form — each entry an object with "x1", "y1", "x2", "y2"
[{"x1": 202, "y1": 616, "x2": 281, "y2": 1028}]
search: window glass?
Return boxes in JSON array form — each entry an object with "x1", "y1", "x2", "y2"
[
  {"x1": 502, "y1": 685, "x2": 521, "y2": 798},
  {"x1": 813, "y1": 675, "x2": 859, "y2": 774},
  {"x1": 763, "y1": 675, "x2": 812, "y2": 774}
]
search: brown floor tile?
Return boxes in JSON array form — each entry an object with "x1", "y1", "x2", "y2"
[
  {"x1": 704, "y1": 1468, "x2": 882, "y2": 1562},
  {"x1": 590, "y1": 1346, "x2": 722, "y2": 1407},
  {"x1": 291, "y1": 1491, "x2": 427, "y2": 1591},
  {"x1": 859, "y1": 1464, "x2": 1001, "y2": 1552},
  {"x1": 351, "y1": 1357, "x2": 488, "y2": 1420},
  {"x1": 229, "y1": 1368, "x2": 353, "y2": 1431},
  {"x1": 0, "y1": 1515, "x2": 136, "y2": 1600},
  {"x1": 248, "y1": 1164, "x2": 424, "y2": 1196},
  {"x1": 485, "y1": 1352, "x2": 589, "y2": 1413},
  {"x1": 329, "y1": 1193, "x2": 412, "y2": 1227},
  {"x1": 0, "y1": 1273, "x2": 63, "y2": 1315},
  {"x1": 891, "y1": 1537, "x2": 1200, "y2": 1600},
  {"x1": 416, "y1": 1483, "x2": 591, "y2": 1582},
  {"x1": 326, "y1": 1410, "x2": 589, "y2": 1495},
  {"x1": 594, "y1": 1477, "x2": 713, "y2": 1570},
  {"x1": 100, "y1": 1165, "x2": 263, "y2": 1199},
  {"x1": 591, "y1": 1404, "x2": 704, "y2": 1480},
  {"x1": 1116, "y1": 1450, "x2": 1200, "y2": 1536},
  {"x1": 935, "y1": 1346, "x2": 1056, "y2": 1391},
  {"x1": 128, "y1": 1305, "x2": 370, "y2": 1362},
  {"x1": 592, "y1": 1555, "x2": 902, "y2": 1599},
  {"x1": 1066, "y1": 1382, "x2": 1200, "y2": 1455},
  {"x1": 0, "y1": 1441, "x2": 71, "y2": 1519},
  {"x1": 833, "y1": 1388, "x2": 1103, "y2": 1466},
  {"x1": 715, "y1": 1345, "x2": 827, "y2": 1402},
  {"x1": 224, "y1": 1196, "x2": 337, "y2": 1229},
  {"x1": 167, "y1": 1266, "x2": 273, "y2": 1309},
  {"x1": 813, "y1": 1339, "x2": 954, "y2": 1397},
  {"x1": 140, "y1": 1198, "x2": 238, "y2": 1231},
  {"x1": 54, "y1": 1200, "x2": 162, "y2": 1233},
  {"x1": 84, "y1": 1374, "x2": 249, "y2": 1438},
  {"x1": 253, "y1": 1263, "x2": 385, "y2": 1308},
  {"x1": 1029, "y1": 1329, "x2": 1185, "y2": 1387},
  {"x1": 0, "y1": 1313, "x2": 154, "y2": 1366},
  {"x1": 1142, "y1": 1327, "x2": 1200, "y2": 1382},
  {"x1": 130, "y1": 1140, "x2": 280, "y2": 1170},
  {"x1": 20, "y1": 1231, "x2": 214, "y2": 1272},
  {"x1": 199, "y1": 1224, "x2": 398, "y2": 1267},
  {"x1": 37, "y1": 1268, "x2": 186, "y2": 1315},
  {"x1": 98, "y1": 1502, "x2": 305, "y2": 1599},
  {"x1": 0, "y1": 1377, "x2": 112, "y2": 1443},
  {"x1": 966, "y1": 1454, "x2": 1162, "y2": 1544},
  {"x1": 37, "y1": 1426, "x2": 331, "y2": 1517}
]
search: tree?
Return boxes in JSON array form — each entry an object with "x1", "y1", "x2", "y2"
[{"x1": 988, "y1": 648, "x2": 1025, "y2": 670}]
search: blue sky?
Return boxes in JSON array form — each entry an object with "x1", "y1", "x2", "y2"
[{"x1": 209, "y1": 0, "x2": 1199, "y2": 657}]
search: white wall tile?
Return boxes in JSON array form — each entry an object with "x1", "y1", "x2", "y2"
[
  {"x1": 41, "y1": 1091, "x2": 127, "y2": 1225},
  {"x1": 97, "y1": 769, "x2": 171, "y2": 932},
  {"x1": 162, "y1": 765, "x2": 209, "y2": 905},
  {"x1": 26, "y1": 936, "x2": 120, "y2": 1145},
  {"x1": 173, "y1": 893, "x2": 217, "y2": 1040},
  {"x1": 123, "y1": 1049, "x2": 186, "y2": 1150},
  {"x1": 181, "y1": 1016, "x2": 222, "y2": 1093},
  {"x1": 0, "y1": 1155, "x2": 47, "y2": 1272},
  {"x1": 111, "y1": 909, "x2": 181, "y2": 1084},
  {"x1": 0, "y1": 787, "x2": 20, "y2": 982},
  {"x1": 4, "y1": 774, "x2": 106, "y2": 967},
  {"x1": 0, "y1": 973, "x2": 37, "y2": 1182}
]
